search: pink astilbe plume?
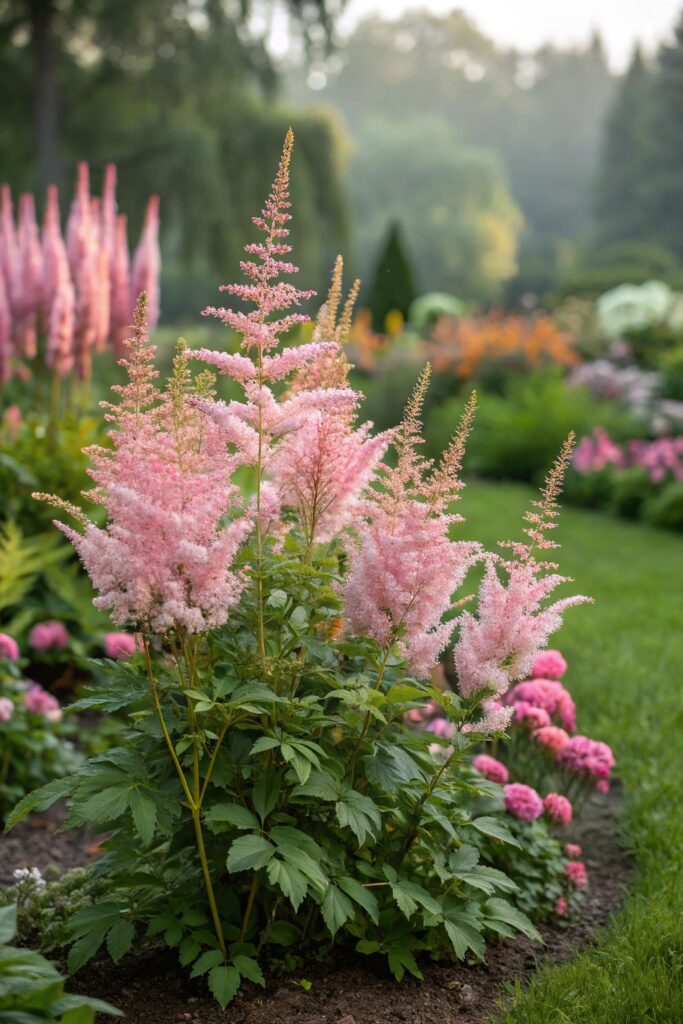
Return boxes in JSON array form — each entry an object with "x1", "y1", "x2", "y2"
[
  {"x1": 132, "y1": 195, "x2": 160, "y2": 330},
  {"x1": 14, "y1": 194, "x2": 43, "y2": 358},
  {"x1": 35, "y1": 297, "x2": 252, "y2": 633},
  {"x1": 110, "y1": 214, "x2": 133, "y2": 356},
  {"x1": 342, "y1": 371, "x2": 480, "y2": 677},
  {"x1": 455, "y1": 436, "x2": 590, "y2": 698},
  {"x1": 42, "y1": 187, "x2": 75, "y2": 376},
  {"x1": 0, "y1": 268, "x2": 10, "y2": 383}
]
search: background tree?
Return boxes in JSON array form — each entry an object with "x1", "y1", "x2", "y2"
[{"x1": 366, "y1": 222, "x2": 417, "y2": 330}]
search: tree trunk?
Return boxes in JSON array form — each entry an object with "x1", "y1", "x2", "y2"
[{"x1": 30, "y1": 0, "x2": 62, "y2": 190}]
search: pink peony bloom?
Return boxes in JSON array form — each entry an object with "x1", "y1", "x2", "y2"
[
  {"x1": 503, "y1": 782, "x2": 544, "y2": 822},
  {"x1": 533, "y1": 725, "x2": 570, "y2": 752},
  {"x1": 555, "y1": 896, "x2": 568, "y2": 916},
  {"x1": 596, "y1": 779, "x2": 610, "y2": 794},
  {"x1": 28, "y1": 620, "x2": 70, "y2": 652},
  {"x1": 565, "y1": 843, "x2": 582, "y2": 858},
  {"x1": 513, "y1": 700, "x2": 551, "y2": 729},
  {"x1": 531, "y1": 649, "x2": 567, "y2": 679},
  {"x1": 472, "y1": 754, "x2": 509, "y2": 784},
  {"x1": 0, "y1": 633, "x2": 19, "y2": 661},
  {"x1": 104, "y1": 632, "x2": 137, "y2": 660},
  {"x1": 506, "y1": 678, "x2": 576, "y2": 731},
  {"x1": 556, "y1": 735, "x2": 616, "y2": 783},
  {"x1": 0, "y1": 697, "x2": 14, "y2": 722},
  {"x1": 565, "y1": 860, "x2": 588, "y2": 888},
  {"x1": 543, "y1": 792, "x2": 573, "y2": 826},
  {"x1": 24, "y1": 684, "x2": 62, "y2": 722}
]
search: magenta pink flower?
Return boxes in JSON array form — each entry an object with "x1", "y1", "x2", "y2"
[
  {"x1": 456, "y1": 439, "x2": 589, "y2": 699},
  {"x1": 532, "y1": 725, "x2": 570, "y2": 753},
  {"x1": 426, "y1": 717, "x2": 456, "y2": 740},
  {"x1": 24, "y1": 683, "x2": 62, "y2": 722},
  {"x1": 0, "y1": 697, "x2": 14, "y2": 722},
  {"x1": 472, "y1": 754, "x2": 509, "y2": 784},
  {"x1": 503, "y1": 782, "x2": 544, "y2": 822},
  {"x1": 104, "y1": 632, "x2": 137, "y2": 660},
  {"x1": 513, "y1": 700, "x2": 551, "y2": 729},
  {"x1": 0, "y1": 633, "x2": 19, "y2": 661},
  {"x1": 596, "y1": 779, "x2": 610, "y2": 794},
  {"x1": 565, "y1": 860, "x2": 588, "y2": 888},
  {"x1": 28, "y1": 620, "x2": 70, "y2": 652},
  {"x1": 555, "y1": 895, "x2": 568, "y2": 916},
  {"x1": 531, "y1": 648, "x2": 567, "y2": 679},
  {"x1": 506, "y1": 678, "x2": 576, "y2": 731},
  {"x1": 565, "y1": 843, "x2": 582, "y2": 858},
  {"x1": 556, "y1": 735, "x2": 616, "y2": 783},
  {"x1": 543, "y1": 792, "x2": 573, "y2": 826}
]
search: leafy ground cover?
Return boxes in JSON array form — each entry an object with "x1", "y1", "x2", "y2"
[{"x1": 456, "y1": 481, "x2": 683, "y2": 1024}]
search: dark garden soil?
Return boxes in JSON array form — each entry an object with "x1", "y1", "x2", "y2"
[{"x1": 0, "y1": 789, "x2": 631, "y2": 1024}]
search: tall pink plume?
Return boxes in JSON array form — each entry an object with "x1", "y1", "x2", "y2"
[
  {"x1": 132, "y1": 195, "x2": 160, "y2": 330},
  {"x1": 14, "y1": 194, "x2": 43, "y2": 358},
  {"x1": 110, "y1": 214, "x2": 132, "y2": 356},
  {"x1": 0, "y1": 267, "x2": 11, "y2": 383}
]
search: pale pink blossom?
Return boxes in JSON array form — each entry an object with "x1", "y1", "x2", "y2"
[
  {"x1": 455, "y1": 437, "x2": 590, "y2": 699},
  {"x1": 14, "y1": 194, "x2": 43, "y2": 358},
  {"x1": 24, "y1": 683, "x2": 62, "y2": 721},
  {"x1": 531, "y1": 649, "x2": 567, "y2": 679},
  {"x1": 543, "y1": 792, "x2": 573, "y2": 826},
  {"x1": 472, "y1": 754, "x2": 509, "y2": 784},
  {"x1": 426, "y1": 717, "x2": 456, "y2": 739},
  {"x1": 104, "y1": 631, "x2": 137, "y2": 659},
  {"x1": 461, "y1": 697, "x2": 514, "y2": 735},
  {"x1": 28, "y1": 621, "x2": 70, "y2": 652},
  {"x1": 131, "y1": 195, "x2": 161, "y2": 329},
  {"x1": 503, "y1": 782, "x2": 544, "y2": 822},
  {"x1": 0, "y1": 633, "x2": 19, "y2": 661},
  {"x1": 110, "y1": 214, "x2": 132, "y2": 356},
  {"x1": 0, "y1": 266, "x2": 10, "y2": 383},
  {"x1": 0, "y1": 697, "x2": 14, "y2": 722},
  {"x1": 532, "y1": 725, "x2": 570, "y2": 752}
]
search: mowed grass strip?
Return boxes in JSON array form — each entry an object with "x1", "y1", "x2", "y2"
[{"x1": 456, "y1": 481, "x2": 683, "y2": 1024}]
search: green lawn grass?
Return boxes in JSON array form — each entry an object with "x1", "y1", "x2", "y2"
[{"x1": 457, "y1": 480, "x2": 683, "y2": 1024}]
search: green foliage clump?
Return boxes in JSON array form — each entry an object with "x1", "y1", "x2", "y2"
[
  {"x1": 425, "y1": 371, "x2": 636, "y2": 487},
  {"x1": 0, "y1": 868, "x2": 104, "y2": 955},
  {"x1": 642, "y1": 481, "x2": 683, "y2": 532},
  {"x1": 0, "y1": 903, "x2": 120, "y2": 1022}
]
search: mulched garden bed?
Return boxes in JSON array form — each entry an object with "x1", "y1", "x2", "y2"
[{"x1": 1, "y1": 788, "x2": 631, "y2": 1024}]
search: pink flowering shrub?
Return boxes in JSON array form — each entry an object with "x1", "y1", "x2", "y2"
[
  {"x1": 104, "y1": 632, "x2": 137, "y2": 660},
  {"x1": 543, "y1": 792, "x2": 573, "y2": 827},
  {"x1": 0, "y1": 633, "x2": 19, "y2": 661},
  {"x1": 13, "y1": 133, "x2": 600, "y2": 1005},
  {"x1": 472, "y1": 754, "x2": 509, "y2": 784},
  {"x1": 531, "y1": 649, "x2": 567, "y2": 679},
  {"x1": 28, "y1": 621, "x2": 70, "y2": 652},
  {"x1": 0, "y1": 653, "x2": 78, "y2": 819}
]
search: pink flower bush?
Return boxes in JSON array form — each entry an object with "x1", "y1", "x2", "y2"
[
  {"x1": 574, "y1": 428, "x2": 683, "y2": 484},
  {"x1": 426, "y1": 717, "x2": 456, "y2": 740},
  {"x1": 24, "y1": 684, "x2": 62, "y2": 722},
  {"x1": 0, "y1": 696, "x2": 14, "y2": 722},
  {"x1": 104, "y1": 632, "x2": 137, "y2": 660},
  {"x1": 513, "y1": 701, "x2": 551, "y2": 730},
  {"x1": 503, "y1": 783, "x2": 544, "y2": 822},
  {"x1": 555, "y1": 895, "x2": 568, "y2": 916},
  {"x1": 28, "y1": 620, "x2": 70, "y2": 652},
  {"x1": 565, "y1": 860, "x2": 588, "y2": 888},
  {"x1": 532, "y1": 725, "x2": 570, "y2": 752},
  {"x1": 0, "y1": 633, "x2": 19, "y2": 661},
  {"x1": 556, "y1": 735, "x2": 616, "y2": 784},
  {"x1": 543, "y1": 792, "x2": 573, "y2": 826},
  {"x1": 0, "y1": 164, "x2": 160, "y2": 382},
  {"x1": 472, "y1": 754, "x2": 509, "y2": 784},
  {"x1": 455, "y1": 438, "x2": 590, "y2": 697},
  {"x1": 565, "y1": 843, "x2": 582, "y2": 858},
  {"x1": 506, "y1": 678, "x2": 576, "y2": 731},
  {"x1": 531, "y1": 649, "x2": 567, "y2": 679}
]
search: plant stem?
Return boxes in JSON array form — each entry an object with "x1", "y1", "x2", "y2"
[
  {"x1": 348, "y1": 646, "x2": 391, "y2": 783},
  {"x1": 240, "y1": 872, "x2": 259, "y2": 942},
  {"x1": 143, "y1": 638, "x2": 227, "y2": 958}
]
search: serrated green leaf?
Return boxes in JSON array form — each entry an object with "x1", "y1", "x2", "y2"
[
  {"x1": 204, "y1": 803, "x2": 260, "y2": 831},
  {"x1": 208, "y1": 964, "x2": 240, "y2": 1008},
  {"x1": 471, "y1": 816, "x2": 521, "y2": 847},
  {"x1": 233, "y1": 954, "x2": 265, "y2": 987},
  {"x1": 337, "y1": 876, "x2": 379, "y2": 924},
  {"x1": 128, "y1": 788, "x2": 157, "y2": 846},
  {"x1": 252, "y1": 773, "x2": 281, "y2": 822},
  {"x1": 250, "y1": 736, "x2": 281, "y2": 756},
  {"x1": 226, "y1": 834, "x2": 275, "y2": 872},
  {"x1": 106, "y1": 920, "x2": 134, "y2": 963},
  {"x1": 4, "y1": 776, "x2": 74, "y2": 831},
  {"x1": 190, "y1": 949, "x2": 225, "y2": 978},
  {"x1": 483, "y1": 898, "x2": 542, "y2": 942},
  {"x1": 267, "y1": 858, "x2": 308, "y2": 911},
  {"x1": 321, "y1": 885, "x2": 354, "y2": 935}
]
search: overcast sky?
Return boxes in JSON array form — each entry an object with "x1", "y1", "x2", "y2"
[
  {"x1": 337, "y1": 0, "x2": 681, "y2": 69},
  {"x1": 265, "y1": 0, "x2": 682, "y2": 70}
]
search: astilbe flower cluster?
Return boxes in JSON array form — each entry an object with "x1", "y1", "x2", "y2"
[
  {"x1": 36, "y1": 298, "x2": 251, "y2": 634},
  {"x1": 0, "y1": 164, "x2": 159, "y2": 383},
  {"x1": 342, "y1": 369, "x2": 481, "y2": 677},
  {"x1": 455, "y1": 440, "x2": 590, "y2": 700}
]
